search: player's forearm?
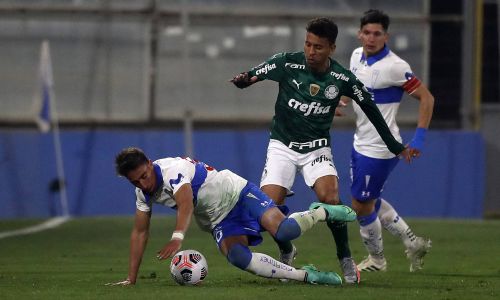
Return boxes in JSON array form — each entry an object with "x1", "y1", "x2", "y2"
[
  {"x1": 416, "y1": 93, "x2": 434, "y2": 129},
  {"x1": 127, "y1": 230, "x2": 149, "y2": 284},
  {"x1": 174, "y1": 201, "x2": 194, "y2": 234},
  {"x1": 360, "y1": 100, "x2": 405, "y2": 155}
]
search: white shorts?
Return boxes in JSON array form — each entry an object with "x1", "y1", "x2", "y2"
[{"x1": 260, "y1": 139, "x2": 338, "y2": 192}]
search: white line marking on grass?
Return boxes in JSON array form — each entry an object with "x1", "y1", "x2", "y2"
[{"x1": 0, "y1": 216, "x2": 71, "y2": 239}]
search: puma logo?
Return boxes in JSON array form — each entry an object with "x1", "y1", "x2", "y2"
[{"x1": 292, "y1": 79, "x2": 302, "y2": 90}]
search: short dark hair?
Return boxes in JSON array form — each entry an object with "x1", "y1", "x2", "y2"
[
  {"x1": 360, "y1": 9, "x2": 390, "y2": 31},
  {"x1": 306, "y1": 17, "x2": 338, "y2": 44},
  {"x1": 115, "y1": 147, "x2": 149, "y2": 177}
]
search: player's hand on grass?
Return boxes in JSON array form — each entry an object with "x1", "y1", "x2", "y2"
[
  {"x1": 230, "y1": 72, "x2": 257, "y2": 89},
  {"x1": 105, "y1": 278, "x2": 133, "y2": 286},
  {"x1": 156, "y1": 239, "x2": 182, "y2": 260}
]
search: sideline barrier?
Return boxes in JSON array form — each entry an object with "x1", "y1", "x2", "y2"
[{"x1": 0, "y1": 129, "x2": 484, "y2": 218}]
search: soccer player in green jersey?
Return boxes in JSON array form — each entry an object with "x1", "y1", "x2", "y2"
[{"x1": 231, "y1": 17, "x2": 411, "y2": 284}]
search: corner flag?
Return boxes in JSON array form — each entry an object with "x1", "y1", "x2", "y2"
[
  {"x1": 32, "y1": 40, "x2": 70, "y2": 217},
  {"x1": 34, "y1": 40, "x2": 54, "y2": 133}
]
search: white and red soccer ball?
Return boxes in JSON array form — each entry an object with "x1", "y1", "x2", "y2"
[{"x1": 170, "y1": 249, "x2": 208, "y2": 285}]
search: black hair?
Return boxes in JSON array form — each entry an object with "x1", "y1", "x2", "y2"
[
  {"x1": 115, "y1": 147, "x2": 149, "y2": 177},
  {"x1": 360, "y1": 9, "x2": 390, "y2": 31},
  {"x1": 306, "y1": 17, "x2": 338, "y2": 44}
]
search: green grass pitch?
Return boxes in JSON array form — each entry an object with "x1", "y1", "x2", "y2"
[{"x1": 1, "y1": 216, "x2": 499, "y2": 299}]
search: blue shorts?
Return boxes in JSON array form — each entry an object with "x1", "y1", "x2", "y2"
[
  {"x1": 211, "y1": 182, "x2": 288, "y2": 249},
  {"x1": 350, "y1": 148, "x2": 399, "y2": 202}
]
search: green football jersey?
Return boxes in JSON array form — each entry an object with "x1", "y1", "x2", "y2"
[{"x1": 248, "y1": 51, "x2": 404, "y2": 155}]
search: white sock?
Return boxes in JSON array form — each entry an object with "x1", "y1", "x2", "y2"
[
  {"x1": 288, "y1": 208, "x2": 326, "y2": 234},
  {"x1": 359, "y1": 217, "x2": 384, "y2": 260},
  {"x1": 377, "y1": 198, "x2": 416, "y2": 249},
  {"x1": 245, "y1": 252, "x2": 306, "y2": 282}
]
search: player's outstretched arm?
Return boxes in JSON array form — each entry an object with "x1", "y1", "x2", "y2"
[
  {"x1": 156, "y1": 184, "x2": 195, "y2": 260},
  {"x1": 229, "y1": 72, "x2": 258, "y2": 89},
  {"x1": 407, "y1": 84, "x2": 435, "y2": 158},
  {"x1": 350, "y1": 85, "x2": 409, "y2": 160},
  {"x1": 106, "y1": 209, "x2": 151, "y2": 286},
  {"x1": 127, "y1": 209, "x2": 151, "y2": 284}
]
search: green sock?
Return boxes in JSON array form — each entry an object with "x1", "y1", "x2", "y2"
[
  {"x1": 327, "y1": 220, "x2": 352, "y2": 260},
  {"x1": 273, "y1": 236, "x2": 293, "y2": 254}
]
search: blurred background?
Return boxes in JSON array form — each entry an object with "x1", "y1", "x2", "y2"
[{"x1": 0, "y1": 0, "x2": 497, "y2": 219}]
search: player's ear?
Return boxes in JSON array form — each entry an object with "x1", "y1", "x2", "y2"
[{"x1": 330, "y1": 43, "x2": 336, "y2": 55}]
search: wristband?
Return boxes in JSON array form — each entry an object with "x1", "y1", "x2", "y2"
[
  {"x1": 171, "y1": 231, "x2": 185, "y2": 241},
  {"x1": 409, "y1": 127, "x2": 427, "y2": 151}
]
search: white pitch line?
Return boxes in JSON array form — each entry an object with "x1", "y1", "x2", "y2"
[{"x1": 0, "y1": 216, "x2": 71, "y2": 239}]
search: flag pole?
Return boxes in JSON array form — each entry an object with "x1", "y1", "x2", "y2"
[
  {"x1": 38, "y1": 40, "x2": 70, "y2": 217},
  {"x1": 50, "y1": 93, "x2": 69, "y2": 217}
]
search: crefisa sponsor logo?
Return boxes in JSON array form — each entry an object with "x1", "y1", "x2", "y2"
[
  {"x1": 310, "y1": 154, "x2": 332, "y2": 166},
  {"x1": 255, "y1": 63, "x2": 276, "y2": 75},
  {"x1": 288, "y1": 99, "x2": 331, "y2": 116},
  {"x1": 352, "y1": 85, "x2": 365, "y2": 101},
  {"x1": 330, "y1": 71, "x2": 349, "y2": 82}
]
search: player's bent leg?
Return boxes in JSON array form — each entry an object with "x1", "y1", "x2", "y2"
[
  {"x1": 377, "y1": 198, "x2": 424, "y2": 248},
  {"x1": 376, "y1": 198, "x2": 414, "y2": 246},
  {"x1": 265, "y1": 207, "x2": 324, "y2": 242},
  {"x1": 261, "y1": 184, "x2": 288, "y2": 205},
  {"x1": 263, "y1": 206, "x2": 331, "y2": 268},
  {"x1": 376, "y1": 198, "x2": 432, "y2": 271},
  {"x1": 271, "y1": 203, "x2": 351, "y2": 241},
  {"x1": 313, "y1": 176, "x2": 359, "y2": 284},
  {"x1": 225, "y1": 242, "x2": 309, "y2": 282},
  {"x1": 260, "y1": 184, "x2": 296, "y2": 266},
  {"x1": 309, "y1": 202, "x2": 356, "y2": 222},
  {"x1": 244, "y1": 252, "x2": 311, "y2": 282},
  {"x1": 227, "y1": 243, "x2": 252, "y2": 270},
  {"x1": 352, "y1": 198, "x2": 386, "y2": 272}
]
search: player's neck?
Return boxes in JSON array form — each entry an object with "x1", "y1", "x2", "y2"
[{"x1": 311, "y1": 59, "x2": 330, "y2": 74}]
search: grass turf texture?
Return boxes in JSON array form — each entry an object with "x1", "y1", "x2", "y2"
[{"x1": 1, "y1": 217, "x2": 499, "y2": 299}]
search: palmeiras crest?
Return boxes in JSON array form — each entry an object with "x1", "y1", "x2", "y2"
[{"x1": 324, "y1": 85, "x2": 339, "y2": 99}]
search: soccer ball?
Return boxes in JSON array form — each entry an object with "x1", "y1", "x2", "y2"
[{"x1": 170, "y1": 249, "x2": 208, "y2": 285}]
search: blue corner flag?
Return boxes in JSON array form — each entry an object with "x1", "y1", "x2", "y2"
[{"x1": 34, "y1": 40, "x2": 54, "y2": 133}]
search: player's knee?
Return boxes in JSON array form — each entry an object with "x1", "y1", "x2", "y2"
[
  {"x1": 352, "y1": 198, "x2": 375, "y2": 216},
  {"x1": 351, "y1": 199, "x2": 363, "y2": 214},
  {"x1": 227, "y1": 243, "x2": 252, "y2": 270},
  {"x1": 261, "y1": 185, "x2": 287, "y2": 204},
  {"x1": 318, "y1": 195, "x2": 340, "y2": 205},
  {"x1": 315, "y1": 188, "x2": 339, "y2": 204},
  {"x1": 275, "y1": 218, "x2": 301, "y2": 242}
]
